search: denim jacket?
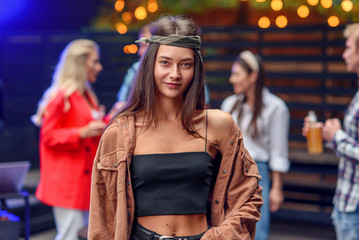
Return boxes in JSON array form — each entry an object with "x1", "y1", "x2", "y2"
[{"x1": 88, "y1": 114, "x2": 262, "y2": 240}]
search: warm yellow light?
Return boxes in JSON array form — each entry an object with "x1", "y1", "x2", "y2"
[
  {"x1": 114, "y1": 0, "x2": 125, "y2": 12},
  {"x1": 276, "y1": 15, "x2": 287, "y2": 28},
  {"x1": 128, "y1": 44, "x2": 138, "y2": 54},
  {"x1": 123, "y1": 45, "x2": 130, "y2": 54},
  {"x1": 307, "y1": 0, "x2": 319, "y2": 5},
  {"x1": 135, "y1": 6, "x2": 147, "y2": 20},
  {"x1": 148, "y1": 1, "x2": 158, "y2": 12},
  {"x1": 256, "y1": 0, "x2": 266, "y2": 2},
  {"x1": 116, "y1": 23, "x2": 128, "y2": 34},
  {"x1": 341, "y1": 0, "x2": 353, "y2": 12},
  {"x1": 258, "y1": 16, "x2": 270, "y2": 28},
  {"x1": 271, "y1": 0, "x2": 283, "y2": 11},
  {"x1": 122, "y1": 12, "x2": 133, "y2": 24},
  {"x1": 297, "y1": 5, "x2": 310, "y2": 18},
  {"x1": 328, "y1": 15, "x2": 339, "y2": 27},
  {"x1": 321, "y1": 0, "x2": 332, "y2": 8}
]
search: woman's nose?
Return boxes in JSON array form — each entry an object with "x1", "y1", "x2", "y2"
[
  {"x1": 169, "y1": 66, "x2": 180, "y2": 79},
  {"x1": 229, "y1": 74, "x2": 235, "y2": 84}
]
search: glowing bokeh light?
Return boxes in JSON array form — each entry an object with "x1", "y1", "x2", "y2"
[
  {"x1": 148, "y1": 1, "x2": 158, "y2": 12},
  {"x1": 327, "y1": 15, "x2": 339, "y2": 27},
  {"x1": 271, "y1": 0, "x2": 283, "y2": 11},
  {"x1": 307, "y1": 0, "x2": 319, "y2": 5},
  {"x1": 321, "y1": 0, "x2": 332, "y2": 8},
  {"x1": 115, "y1": 0, "x2": 125, "y2": 12},
  {"x1": 297, "y1": 5, "x2": 310, "y2": 18},
  {"x1": 256, "y1": 0, "x2": 266, "y2": 2},
  {"x1": 123, "y1": 45, "x2": 130, "y2": 54},
  {"x1": 116, "y1": 23, "x2": 127, "y2": 34},
  {"x1": 341, "y1": 0, "x2": 353, "y2": 12},
  {"x1": 128, "y1": 44, "x2": 138, "y2": 54},
  {"x1": 276, "y1": 15, "x2": 287, "y2": 28},
  {"x1": 258, "y1": 16, "x2": 270, "y2": 28},
  {"x1": 122, "y1": 12, "x2": 132, "y2": 24},
  {"x1": 134, "y1": 6, "x2": 147, "y2": 20}
]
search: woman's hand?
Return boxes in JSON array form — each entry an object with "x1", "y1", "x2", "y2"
[
  {"x1": 270, "y1": 171, "x2": 284, "y2": 213},
  {"x1": 269, "y1": 187, "x2": 284, "y2": 213},
  {"x1": 79, "y1": 120, "x2": 106, "y2": 138}
]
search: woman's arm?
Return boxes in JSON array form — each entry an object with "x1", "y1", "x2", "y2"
[
  {"x1": 268, "y1": 104, "x2": 290, "y2": 212},
  {"x1": 41, "y1": 93, "x2": 82, "y2": 150},
  {"x1": 41, "y1": 92, "x2": 105, "y2": 150},
  {"x1": 203, "y1": 110, "x2": 262, "y2": 239},
  {"x1": 88, "y1": 137, "x2": 116, "y2": 240}
]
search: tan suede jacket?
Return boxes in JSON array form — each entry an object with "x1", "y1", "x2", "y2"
[{"x1": 88, "y1": 114, "x2": 262, "y2": 240}]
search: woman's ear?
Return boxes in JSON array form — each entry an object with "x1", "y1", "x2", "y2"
[{"x1": 249, "y1": 72, "x2": 258, "y2": 84}]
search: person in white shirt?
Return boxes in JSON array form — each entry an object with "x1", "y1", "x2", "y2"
[{"x1": 221, "y1": 50, "x2": 290, "y2": 240}]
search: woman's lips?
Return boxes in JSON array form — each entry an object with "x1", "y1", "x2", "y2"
[{"x1": 165, "y1": 82, "x2": 181, "y2": 88}]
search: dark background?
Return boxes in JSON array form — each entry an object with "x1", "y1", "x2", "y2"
[
  {"x1": 0, "y1": 0, "x2": 101, "y2": 31},
  {"x1": 0, "y1": 0, "x2": 137, "y2": 168}
]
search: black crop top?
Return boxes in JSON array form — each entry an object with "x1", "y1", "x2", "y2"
[
  {"x1": 131, "y1": 152, "x2": 213, "y2": 217},
  {"x1": 130, "y1": 110, "x2": 214, "y2": 217}
]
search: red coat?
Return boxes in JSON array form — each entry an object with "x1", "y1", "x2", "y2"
[{"x1": 36, "y1": 90, "x2": 104, "y2": 210}]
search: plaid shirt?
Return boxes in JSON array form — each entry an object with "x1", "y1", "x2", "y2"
[{"x1": 332, "y1": 89, "x2": 359, "y2": 212}]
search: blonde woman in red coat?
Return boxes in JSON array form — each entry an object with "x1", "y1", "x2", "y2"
[{"x1": 32, "y1": 39, "x2": 117, "y2": 240}]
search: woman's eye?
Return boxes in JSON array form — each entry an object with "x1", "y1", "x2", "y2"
[
  {"x1": 160, "y1": 60, "x2": 168, "y2": 65},
  {"x1": 182, "y1": 62, "x2": 192, "y2": 68}
]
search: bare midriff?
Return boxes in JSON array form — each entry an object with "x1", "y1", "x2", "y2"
[{"x1": 137, "y1": 214, "x2": 208, "y2": 236}]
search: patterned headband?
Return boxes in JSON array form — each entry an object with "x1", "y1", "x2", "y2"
[{"x1": 136, "y1": 35, "x2": 202, "y2": 62}]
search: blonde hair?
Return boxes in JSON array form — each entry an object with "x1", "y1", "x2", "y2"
[
  {"x1": 344, "y1": 23, "x2": 359, "y2": 48},
  {"x1": 31, "y1": 39, "x2": 99, "y2": 126}
]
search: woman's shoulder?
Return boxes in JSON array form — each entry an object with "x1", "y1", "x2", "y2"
[
  {"x1": 206, "y1": 109, "x2": 235, "y2": 131},
  {"x1": 100, "y1": 114, "x2": 134, "y2": 149},
  {"x1": 46, "y1": 89, "x2": 69, "y2": 109},
  {"x1": 204, "y1": 109, "x2": 239, "y2": 152},
  {"x1": 49, "y1": 88, "x2": 79, "y2": 103},
  {"x1": 105, "y1": 114, "x2": 133, "y2": 131},
  {"x1": 263, "y1": 88, "x2": 288, "y2": 109},
  {"x1": 220, "y1": 94, "x2": 239, "y2": 111}
]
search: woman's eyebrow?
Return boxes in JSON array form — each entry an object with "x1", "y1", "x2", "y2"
[{"x1": 157, "y1": 55, "x2": 194, "y2": 61}]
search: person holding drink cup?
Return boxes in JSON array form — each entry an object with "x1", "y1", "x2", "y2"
[{"x1": 302, "y1": 23, "x2": 359, "y2": 240}]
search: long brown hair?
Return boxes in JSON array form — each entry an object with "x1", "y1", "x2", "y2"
[
  {"x1": 115, "y1": 15, "x2": 205, "y2": 135},
  {"x1": 230, "y1": 53, "x2": 265, "y2": 138}
]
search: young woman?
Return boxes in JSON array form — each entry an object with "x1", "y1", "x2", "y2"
[
  {"x1": 89, "y1": 16, "x2": 262, "y2": 240},
  {"x1": 221, "y1": 50, "x2": 290, "y2": 240},
  {"x1": 32, "y1": 39, "x2": 116, "y2": 240}
]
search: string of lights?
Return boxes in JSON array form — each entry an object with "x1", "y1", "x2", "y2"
[
  {"x1": 98, "y1": 0, "x2": 357, "y2": 54},
  {"x1": 253, "y1": 0, "x2": 356, "y2": 28}
]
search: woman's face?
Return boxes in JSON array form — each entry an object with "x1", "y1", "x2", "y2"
[
  {"x1": 154, "y1": 45, "x2": 194, "y2": 100},
  {"x1": 86, "y1": 49, "x2": 103, "y2": 83},
  {"x1": 229, "y1": 63, "x2": 256, "y2": 95}
]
